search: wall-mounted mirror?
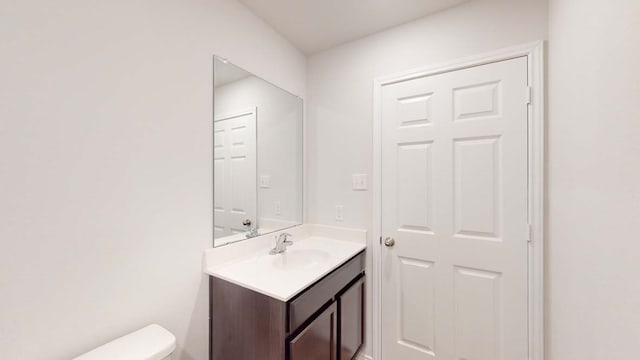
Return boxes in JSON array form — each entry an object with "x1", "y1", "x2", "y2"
[{"x1": 213, "y1": 57, "x2": 303, "y2": 247}]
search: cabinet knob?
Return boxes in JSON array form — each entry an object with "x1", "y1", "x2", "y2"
[{"x1": 384, "y1": 237, "x2": 395, "y2": 247}]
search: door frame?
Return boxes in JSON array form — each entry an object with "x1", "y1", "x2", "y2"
[{"x1": 372, "y1": 41, "x2": 545, "y2": 360}]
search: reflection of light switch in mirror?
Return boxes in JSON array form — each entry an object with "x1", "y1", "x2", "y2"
[
  {"x1": 259, "y1": 175, "x2": 271, "y2": 189},
  {"x1": 213, "y1": 56, "x2": 303, "y2": 247},
  {"x1": 352, "y1": 174, "x2": 368, "y2": 191}
]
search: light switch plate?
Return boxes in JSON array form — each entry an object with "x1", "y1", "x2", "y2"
[
  {"x1": 352, "y1": 174, "x2": 368, "y2": 191},
  {"x1": 259, "y1": 175, "x2": 271, "y2": 189}
]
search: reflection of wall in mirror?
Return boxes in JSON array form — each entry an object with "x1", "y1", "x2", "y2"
[{"x1": 215, "y1": 76, "x2": 302, "y2": 234}]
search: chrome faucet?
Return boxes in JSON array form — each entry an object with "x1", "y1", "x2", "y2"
[
  {"x1": 270, "y1": 232, "x2": 293, "y2": 255},
  {"x1": 243, "y1": 219, "x2": 258, "y2": 238}
]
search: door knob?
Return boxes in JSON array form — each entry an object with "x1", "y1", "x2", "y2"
[{"x1": 384, "y1": 237, "x2": 396, "y2": 247}]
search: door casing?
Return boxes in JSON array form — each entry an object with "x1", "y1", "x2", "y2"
[{"x1": 371, "y1": 41, "x2": 545, "y2": 360}]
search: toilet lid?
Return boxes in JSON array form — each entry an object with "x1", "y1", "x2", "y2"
[{"x1": 73, "y1": 324, "x2": 176, "y2": 360}]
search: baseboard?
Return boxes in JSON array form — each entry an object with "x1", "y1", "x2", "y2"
[{"x1": 355, "y1": 353, "x2": 373, "y2": 360}]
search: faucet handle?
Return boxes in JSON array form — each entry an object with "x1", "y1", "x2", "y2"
[{"x1": 278, "y1": 232, "x2": 293, "y2": 244}]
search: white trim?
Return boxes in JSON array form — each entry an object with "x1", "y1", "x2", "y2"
[
  {"x1": 371, "y1": 41, "x2": 545, "y2": 360},
  {"x1": 355, "y1": 353, "x2": 373, "y2": 360},
  {"x1": 214, "y1": 107, "x2": 257, "y2": 123},
  {"x1": 302, "y1": 93, "x2": 308, "y2": 224},
  {"x1": 372, "y1": 59, "x2": 383, "y2": 360},
  {"x1": 527, "y1": 41, "x2": 545, "y2": 360}
]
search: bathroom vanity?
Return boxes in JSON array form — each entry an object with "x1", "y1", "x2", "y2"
[
  {"x1": 208, "y1": 58, "x2": 364, "y2": 359},
  {"x1": 204, "y1": 225, "x2": 366, "y2": 360}
]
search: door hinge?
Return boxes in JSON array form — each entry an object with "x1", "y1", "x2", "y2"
[
  {"x1": 526, "y1": 86, "x2": 533, "y2": 105},
  {"x1": 527, "y1": 224, "x2": 533, "y2": 242}
]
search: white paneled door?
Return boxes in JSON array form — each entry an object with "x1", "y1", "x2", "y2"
[
  {"x1": 214, "y1": 108, "x2": 257, "y2": 239},
  {"x1": 381, "y1": 57, "x2": 529, "y2": 360}
]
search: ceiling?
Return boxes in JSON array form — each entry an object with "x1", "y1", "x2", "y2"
[{"x1": 238, "y1": 0, "x2": 470, "y2": 54}]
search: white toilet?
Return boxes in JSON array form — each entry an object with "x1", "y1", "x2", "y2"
[{"x1": 73, "y1": 324, "x2": 176, "y2": 360}]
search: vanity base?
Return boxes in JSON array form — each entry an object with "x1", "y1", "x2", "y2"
[{"x1": 210, "y1": 251, "x2": 365, "y2": 360}]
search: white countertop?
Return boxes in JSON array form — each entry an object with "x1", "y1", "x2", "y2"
[{"x1": 203, "y1": 224, "x2": 367, "y2": 301}]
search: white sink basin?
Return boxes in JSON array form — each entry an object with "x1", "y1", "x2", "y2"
[
  {"x1": 271, "y1": 249, "x2": 331, "y2": 270},
  {"x1": 204, "y1": 230, "x2": 366, "y2": 301}
]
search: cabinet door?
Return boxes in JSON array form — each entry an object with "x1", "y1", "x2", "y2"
[
  {"x1": 289, "y1": 302, "x2": 337, "y2": 360},
  {"x1": 338, "y1": 276, "x2": 364, "y2": 360}
]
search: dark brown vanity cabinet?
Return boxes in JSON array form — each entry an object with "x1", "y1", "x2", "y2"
[
  {"x1": 337, "y1": 276, "x2": 364, "y2": 360},
  {"x1": 210, "y1": 251, "x2": 365, "y2": 360},
  {"x1": 288, "y1": 302, "x2": 337, "y2": 360}
]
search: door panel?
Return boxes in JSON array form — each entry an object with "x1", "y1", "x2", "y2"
[
  {"x1": 397, "y1": 257, "x2": 435, "y2": 358},
  {"x1": 397, "y1": 142, "x2": 434, "y2": 233},
  {"x1": 453, "y1": 136, "x2": 501, "y2": 239},
  {"x1": 453, "y1": 266, "x2": 501, "y2": 360},
  {"x1": 381, "y1": 57, "x2": 529, "y2": 360},
  {"x1": 453, "y1": 81, "x2": 501, "y2": 121}
]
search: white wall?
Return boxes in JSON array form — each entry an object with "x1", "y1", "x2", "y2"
[
  {"x1": 306, "y1": 0, "x2": 548, "y2": 355},
  {"x1": 0, "y1": 0, "x2": 305, "y2": 359},
  {"x1": 547, "y1": 0, "x2": 640, "y2": 358}
]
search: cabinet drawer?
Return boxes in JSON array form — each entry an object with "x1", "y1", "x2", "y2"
[{"x1": 288, "y1": 251, "x2": 364, "y2": 331}]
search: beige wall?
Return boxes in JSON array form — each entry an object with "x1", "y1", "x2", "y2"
[
  {"x1": 306, "y1": 0, "x2": 548, "y2": 355},
  {"x1": 0, "y1": 0, "x2": 305, "y2": 359},
  {"x1": 547, "y1": 0, "x2": 640, "y2": 358}
]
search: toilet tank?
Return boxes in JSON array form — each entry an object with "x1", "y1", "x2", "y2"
[{"x1": 73, "y1": 324, "x2": 176, "y2": 360}]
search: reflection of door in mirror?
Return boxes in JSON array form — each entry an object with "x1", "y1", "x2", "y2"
[
  {"x1": 214, "y1": 108, "x2": 257, "y2": 240},
  {"x1": 213, "y1": 56, "x2": 303, "y2": 248}
]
